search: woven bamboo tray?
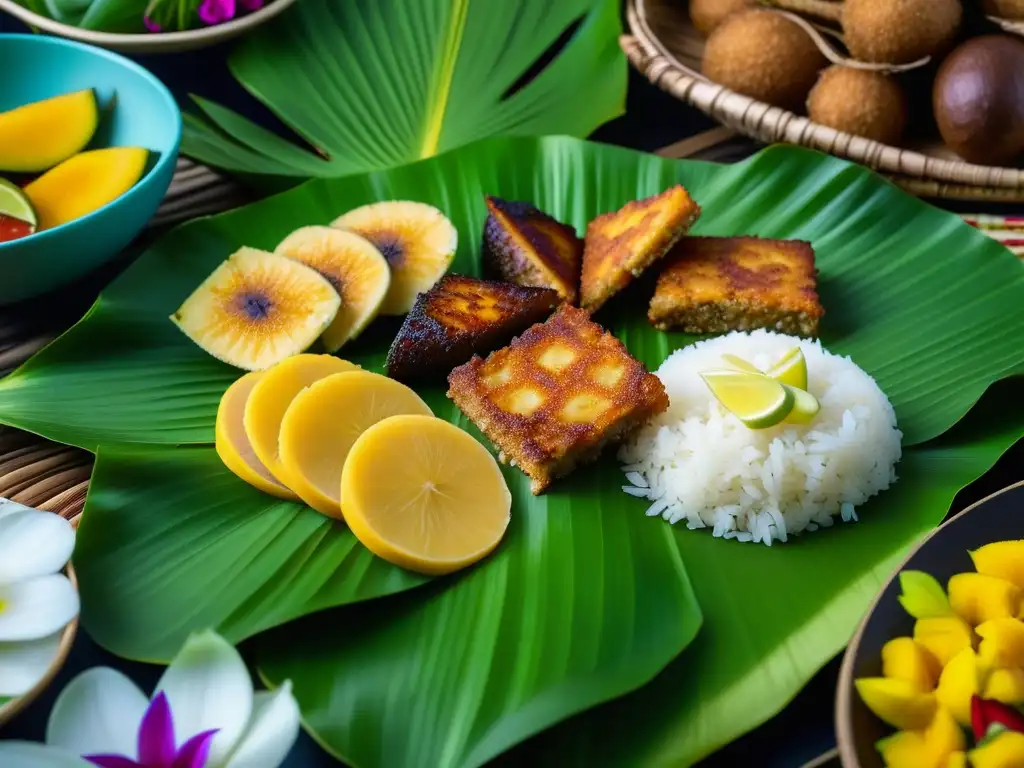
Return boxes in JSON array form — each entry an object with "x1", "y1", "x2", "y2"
[{"x1": 624, "y1": 0, "x2": 1024, "y2": 202}]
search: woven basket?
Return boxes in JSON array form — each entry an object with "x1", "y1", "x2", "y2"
[{"x1": 624, "y1": 0, "x2": 1024, "y2": 202}]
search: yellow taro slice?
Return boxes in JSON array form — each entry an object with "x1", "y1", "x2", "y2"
[
  {"x1": 170, "y1": 247, "x2": 341, "y2": 371},
  {"x1": 274, "y1": 226, "x2": 391, "y2": 353},
  {"x1": 340, "y1": 415, "x2": 511, "y2": 576},
  {"x1": 243, "y1": 354, "x2": 359, "y2": 482},
  {"x1": 277, "y1": 371, "x2": 433, "y2": 518},
  {"x1": 332, "y1": 201, "x2": 458, "y2": 316},
  {"x1": 215, "y1": 372, "x2": 299, "y2": 501}
]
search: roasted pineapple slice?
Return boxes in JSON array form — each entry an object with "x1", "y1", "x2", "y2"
[
  {"x1": 386, "y1": 274, "x2": 559, "y2": 383},
  {"x1": 170, "y1": 247, "x2": 340, "y2": 371},
  {"x1": 482, "y1": 196, "x2": 583, "y2": 304},
  {"x1": 579, "y1": 185, "x2": 701, "y2": 312},
  {"x1": 274, "y1": 226, "x2": 390, "y2": 352},
  {"x1": 332, "y1": 201, "x2": 458, "y2": 316}
]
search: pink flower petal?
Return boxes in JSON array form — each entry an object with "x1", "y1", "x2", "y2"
[
  {"x1": 143, "y1": 15, "x2": 161, "y2": 32},
  {"x1": 171, "y1": 729, "x2": 218, "y2": 768},
  {"x1": 197, "y1": 0, "x2": 236, "y2": 25},
  {"x1": 137, "y1": 693, "x2": 176, "y2": 767}
]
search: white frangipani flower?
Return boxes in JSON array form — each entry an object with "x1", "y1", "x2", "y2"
[
  {"x1": 0, "y1": 629, "x2": 301, "y2": 768},
  {"x1": 0, "y1": 498, "x2": 79, "y2": 700}
]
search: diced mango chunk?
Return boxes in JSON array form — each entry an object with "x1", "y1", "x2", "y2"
[
  {"x1": 923, "y1": 706, "x2": 967, "y2": 762},
  {"x1": 948, "y1": 573, "x2": 1021, "y2": 626},
  {"x1": 856, "y1": 677, "x2": 938, "y2": 731},
  {"x1": 916, "y1": 616, "x2": 976, "y2": 668},
  {"x1": 969, "y1": 730, "x2": 1024, "y2": 768},
  {"x1": 977, "y1": 618, "x2": 1024, "y2": 669},
  {"x1": 983, "y1": 667, "x2": 1024, "y2": 706},
  {"x1": 936, "y1": 647, "x2": 982, "y2": 727},
  {"x1": 878, "y1": 730, "x2": 930, "y2": 768},
  {"x1": 946, "y1": 751, "x2": 967, "y2": 768},
  {"x1": 883, "y1": 636, "x2": 942, "y2": 691},
  {"x1": 900, "y1": 570, "x2": 955, "y2": 619},
  {"x1": 971, "y1": 541, "x2": 1024, "y2": 591}
]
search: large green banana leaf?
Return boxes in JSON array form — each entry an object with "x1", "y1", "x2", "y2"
[
  {"x1": 258, "y1": 395, "x2": 1022, "y2": 767},
  {"x1": 1, "y1": 136, "x2": 1021, "y2": 765},
  {"x1": 181, "y1": 0, "x2": 626, "y2": 186}
]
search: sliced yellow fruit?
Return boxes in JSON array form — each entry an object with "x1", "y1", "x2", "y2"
[
  {"x1": 969, "y1": 731, "x2": 1024, "y2": 768},
  {"x1": 332, "y1": 201, "x2": 458, "y2": 316},
  {"x1": 700, "y1": 369, "x2": 794, "y2": 429},
  {"x1": 171, "y1": 247, "x2": 341, "y2": 371},
  {"x1": 855, "y1": 676, "x2": 937, "y2": 730},
  {"x1": 935, "y1": 646, "x2": 981, "y2": 727},
  {"x1": 882, "y1": 636, "x2": 941, "y2": 692},
  {"x1": 977, "y1": 617, "x2": 1024, "y2": 668},
  {"x1": 215, "y1": 372, "x2": 299, "y2": 501},
  {"x1": 876, "y1": 730, "x2": 929, "y2": 768},
  {"x1": 274, "y1": 226, "x2": 391, "y2": 353},
  {"x1": 767, "y1": 347, "x2": 808, "y2": 390},
  {"x1": 948, "y1": 572, "x2": 1021, "y2": 626},
  {"x1": 914, "y1": 615, "x2": 976, "y2": 668},
  {"x1": 340, "y1": 414, "x2": 511, "y2": 576},
  {"x1": 277, "y1": 371, "x2": 432, "y2": 518},
  {"x1": 983, "y1": 666, "x2": 1024, "y2": 706},
  {"x1": 244, "y1": 354, "x2": 359, "y2": 482},
  {"x1": 924, "y1": 706, "x2": 967, "y2": 764},
  {"x1": 971, "y1": 540, "x2": 1024, "y2": 590},
  {"x1": 25, "y1": 147, "x2": 148, "y2": 230},
  {"x1": 0, "y1": 89, "x2": 99, "y2": 173},
  {"x1": 947, "y1": 752, "x2": 968, "y2": 768}
]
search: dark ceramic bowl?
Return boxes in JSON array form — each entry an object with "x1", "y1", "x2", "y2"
[{"x1": 835, "y1": 481, "x2": 1024, "y2": 767}]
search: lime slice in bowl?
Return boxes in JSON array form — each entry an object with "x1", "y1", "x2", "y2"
[
  {"x1": 700, "y1": 370, "x2": 794, "y2": 429},
  {"x1": 0, "y1": 178, "x2": 36, "y2": 227},
  {"x1": 766, "y1": 347, "x2": 808, "y2": 390}
]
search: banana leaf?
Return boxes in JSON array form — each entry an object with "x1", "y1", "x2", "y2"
[
  {"x1": 180, "y1": 0, "x2": 626, "y2": 187},
  {"x1": 1, "y1": 136, "x2": 1022, "y2": 764}
]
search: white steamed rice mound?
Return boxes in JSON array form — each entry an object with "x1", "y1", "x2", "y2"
[{"x1": 619, "y1": 329, "x2": 902, "y2": 545}]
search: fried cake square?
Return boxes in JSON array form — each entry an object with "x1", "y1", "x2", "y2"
[
  {"x1": 482, "y1": 197, "x2": 583, "y2": 304},
  {"x1": 386, "y1": 274, "x2": 560, "y2": 382},
  {"x1": 648, "y1": 236, "x2": 824, "y2": 336},
  {"x1": 579, "y1": 185, "x2": 701, "y2": 312},
  {"x1": 447, "y1": 304, "x2": 669, "y2": 495}
]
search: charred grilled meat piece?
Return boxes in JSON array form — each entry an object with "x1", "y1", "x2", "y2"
[
  {"x1": 385, "y1": 274, "x2": 560, "y2": 382},
  {"x1": 447, "y1": 304, "x2": 668, "y2": 495},
  {"x1": 482, "y1": 196, "x2": 583, "y2": 304},
  {"x1": 648, "y1": 236, "x2": 824, "y2": 336},
  {"x1": 580, "y1": 185, "x2": 701, "y2": 312}
]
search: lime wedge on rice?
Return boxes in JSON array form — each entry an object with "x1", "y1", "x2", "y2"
[
  {"x1": 766, "y1": 347, "x2": 808, "y2": 390},
  {"x1": 0, "y1": 178, "x2": 36, "y2": 229},
  {"x1": 783, "y1": 384, "x2": 820, "y2": 424},
  {"x1": 720, "y1": 353, "x2": 762, "y2": 374},
  {"x1": 700, "y1": 370, "x2": 794, "y2": 429}
]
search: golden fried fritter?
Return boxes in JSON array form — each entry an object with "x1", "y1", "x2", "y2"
[
  {"x1": 580, "y1": 185, "x2": 701, "y2": 312},
  {"x1": 482, "y1": 197, "x2": 583, "y2": 304},
  {"x1": 447, "y1": 305, "x2": 669, "y2": 495},
  {"x1": 648, "y1": 236, "x2": 824, "y2": 336},
  {"x1": 386, "y1": 274, "x2": 559, "y2": 382}
]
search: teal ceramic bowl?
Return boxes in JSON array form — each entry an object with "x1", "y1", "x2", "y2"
[{"x1": 0, "y1": 34, "x2": 181, "y2": 305}]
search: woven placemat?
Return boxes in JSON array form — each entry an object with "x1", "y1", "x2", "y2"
[{"x1": 0, "y1": 155, "x2": 1020, "y2": 522}]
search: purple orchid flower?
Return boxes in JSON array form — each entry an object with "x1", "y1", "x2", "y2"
[
  {"x1": 197, "y1": 0, "x2": 237, "y2": 26},
  {"x1": 83, "y1": 693, "x2": 218, "y2": 768}
]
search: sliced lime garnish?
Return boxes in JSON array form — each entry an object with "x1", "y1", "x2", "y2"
[
  {"x1": 766, "y1": 347, "x2": 807, "y2": 390},
  {"x1": 720, "y1": 353, "x2": 762, "y2": 374},
  {"x1": 700, "y1": 369, "x2": 794, "y2": 429},
  {"x1": 783, "y1": 384, "x2": 820, "y2": 424},
  {"x1": 0, "y1": 178, "x2": 36, "y2": 229}
]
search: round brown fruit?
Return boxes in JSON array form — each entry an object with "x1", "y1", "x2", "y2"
[
  {"x1": 807, "y1": 66, "x2": 908, "y2": 145},
  {"x1": 982, "y1": 0, "x2": 1024, "y2": 20},
  {"x1": 689, "y1": 0, "x2": 755, "y2": 37},
  {"x1": 843, "y1": 0, "x2": 962, "y2": 65},
  {"x1": 933, "y1": 35, "x2": 1024, "y2": 166},
  {"x1": 701, "y1": 9, "x2": 827, "y2": 112}
]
